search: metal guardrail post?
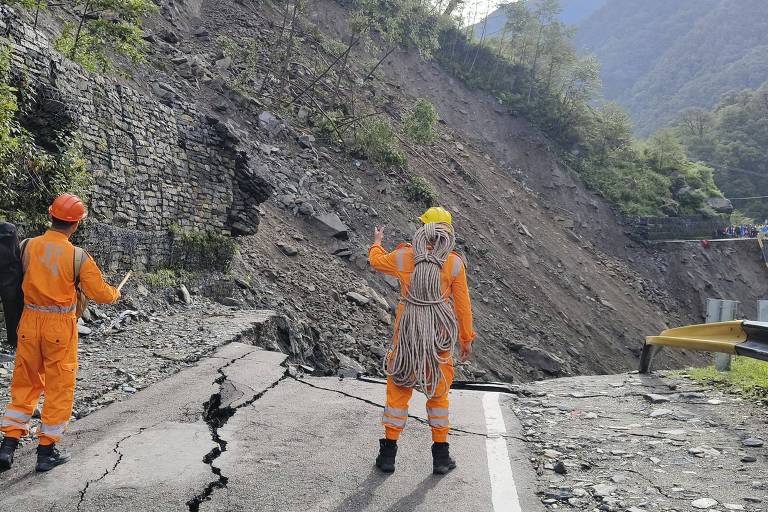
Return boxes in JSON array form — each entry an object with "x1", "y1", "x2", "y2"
[
  {"x1": 707, "y1": 298, "x2": 739, "y2": 371},
  {"x1": 759, "y1": 300, "x2": 768, "y2": 322}
]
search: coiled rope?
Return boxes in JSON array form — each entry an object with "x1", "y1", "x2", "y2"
[{"x1": 385, "y1": 222, "x2": 459, "y2": 398}]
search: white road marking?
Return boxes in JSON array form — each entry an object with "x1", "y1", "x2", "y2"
[{"x1": 482, "y1": 392, "x2": 523, "y2": 512}]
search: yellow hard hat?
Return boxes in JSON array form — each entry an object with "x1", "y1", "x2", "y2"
[{"x1": 419, "y1": 206, "x2": 452, "y2": 225}]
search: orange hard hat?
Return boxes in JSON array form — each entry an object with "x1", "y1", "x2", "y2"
[{"x1": 49, "y1": 194, "x2": 88, "y2": 222}]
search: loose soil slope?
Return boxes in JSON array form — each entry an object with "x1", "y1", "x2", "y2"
[{"x1": 11, "y1": 0, "x2": 768, "y2": 382}]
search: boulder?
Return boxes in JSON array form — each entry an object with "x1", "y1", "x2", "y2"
[
  {"x1": 707, "y1": 197, "x2": 734, "y2": 214},
  {"x1": 159, "y1": 29, "x2": 180, "y2": 44},
  {"x1": 297, "y1": 133, "x2": 315, "y2": 149},
  {"x1": 258, "y1": 111, "x2": 280, "y2": 132},
  {"x1": 519, "y1": 347, "x2": 564, "y2": 375},
  {"x1": 337, "y1": 353, "x2": 364, "y2": 378},
  {"x1": 178, "y1": 285, "x2": 193, "y2": 305},
  {"x1": 345, "y1": 292, "x2": 369, "y2": 306},
  {"x1": 277, "y1": 243, "x2": 298, "y2": 256},
  {"x1": 312, "y1": 213, "x2": 349, "y2": 240},
  {"x1": 214, "y1": 56, "x2": 232, "y2": 72}
]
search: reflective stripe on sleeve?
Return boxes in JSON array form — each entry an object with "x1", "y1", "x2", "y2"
[
  {"x1": 451, "y1": 256, "x2": 462, "y2": 278},
  {"x1": 395, "y1": 249, "x2": 406, "y2": 272}
]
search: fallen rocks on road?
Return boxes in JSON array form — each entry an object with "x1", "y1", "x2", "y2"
[
  {"x1": 643, "y1": 393, "x2": 672, "y2": 403},
  {"x1": 514, "y1": 371, "x2": 768, "y2": 511}
]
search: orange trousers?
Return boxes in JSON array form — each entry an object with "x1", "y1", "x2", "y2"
[
  {"x1": 382, "y1": 358, "x2": 454, "y2": 443},
  {"x1": 1, "y1": 309, "x2": 78, "y2": 445}
]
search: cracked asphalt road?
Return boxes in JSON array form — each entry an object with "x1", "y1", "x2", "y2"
[{"x1": 0, "y1": 344, "x2": 543, "y2": 512}]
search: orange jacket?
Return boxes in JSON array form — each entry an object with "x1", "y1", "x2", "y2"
[
  {"x1": 22, "y1": 230, "x2": 120, "y2": 309},
  {"x1": 369, "y1": 242, "x2": 476, "y2": 346}
]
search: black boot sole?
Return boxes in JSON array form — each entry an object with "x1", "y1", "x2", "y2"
[
  {"x1": 36, "y1": 456, "x2": 71, "y2": 473},
  {"x1": 433, "y1": 462, "x2": 457, "y2": 475},
  {"x1": 0, "y1": 457, "x2": 12, "y2": 471},
  {"x1": 376, "y1": 461, "x2": 395, "y2": 473}
]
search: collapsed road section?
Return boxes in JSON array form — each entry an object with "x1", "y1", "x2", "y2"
[{"x1": 187, "y1": 351, "x2": 288, "y2": 511}]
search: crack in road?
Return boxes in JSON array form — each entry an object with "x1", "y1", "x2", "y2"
[
  {"x1": 289, "y1": 374, "x2": 526, "y2": 441},
  {"x1": 186, "y1": 352, "x2": 289, "y2": 512},
  {"x1": 76, "y1": 425, "x2": 153, "y2": 511}
]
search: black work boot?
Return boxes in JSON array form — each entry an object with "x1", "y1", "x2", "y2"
[
  {"x1": 0, "y1": 437, "x2": 19, "y2": 471},
  {"x1": 35, "y1": 443, "x2": 71, "y2": 472},
  {"x1": 432, "y1": 442, "x2": 457, "y2": 475},
  {"x1": 375, "y1": 438, "x2": 397, "y2": 473}
]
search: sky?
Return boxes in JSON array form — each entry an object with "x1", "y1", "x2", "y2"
[{"x1": 457, "y1": 1, "x2": 505, "y2": 28}]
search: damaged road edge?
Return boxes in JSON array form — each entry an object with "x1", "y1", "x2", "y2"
[{"x1": 186, "y1": 353, "x2": 290, "y2": 512}]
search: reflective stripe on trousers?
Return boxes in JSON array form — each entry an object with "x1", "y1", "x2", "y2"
[
  {"x1": 382, "y1": 406, "x2": 408, "y2": 427},
  {"x1": 40, "y1": 422, "x2": 68, "y2": 437},
  {"x1": 427, "y1": 407, "x2": 449, "y2": 427},
  {"x1": 1, "y1": 408, "x2": 32, "y2": 429}
]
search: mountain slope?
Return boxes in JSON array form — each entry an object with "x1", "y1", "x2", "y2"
[
  {"x1": 575, "y1": 0, "x2": 768, "y2": 135},
  {"x1": 6, "y1": 0, "x2": 768, "y2": 384}
]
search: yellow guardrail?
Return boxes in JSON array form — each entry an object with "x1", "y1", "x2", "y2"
[{"x1": 645, "y1": 320, "x2": 745, "y2": 354}]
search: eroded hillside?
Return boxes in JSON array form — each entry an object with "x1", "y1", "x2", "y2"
[{"x1": 2, "y1": 0, "x2": 766, "y2": 385}]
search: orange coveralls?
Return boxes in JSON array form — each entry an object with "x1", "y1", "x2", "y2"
[
  {"x1": 369, "y1": 242, "x2": 476, "y2": 443},
  {"x1": 1, "y1": 230, "x2": 119, "y2": 445}
]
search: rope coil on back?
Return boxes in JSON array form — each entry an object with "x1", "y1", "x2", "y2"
[{"x1": 385, "y1": 222, "x2": 459, "y2": 398}]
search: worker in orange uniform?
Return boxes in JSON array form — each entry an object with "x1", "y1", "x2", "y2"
[
  {"x1": 369, "y1": 206, "x2": 475, "y2": 475},
  {"x1": 0, "y1": 194, "x2": 120, "y2": 473}
]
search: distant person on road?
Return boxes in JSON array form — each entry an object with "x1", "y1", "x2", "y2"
[
  {"x1": 368, "y1": 206, "x2": 476, "y2": 475},
  {"x1": 0, "y1": 194, "x2": 121, "y2": 473},
  {"x1": 0, "y1": 223, "x2": 24, "y2": 351}
]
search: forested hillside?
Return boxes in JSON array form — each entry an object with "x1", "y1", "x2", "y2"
[
  {"x1": 675, "y1": 83, "x2": 768, "y2": 221},
  {"x1": 453, "y1": 0, "x2": 723, "y2": 218},
  {"x1": 575, "y1": 0, "x2": 768, "y2": 136}
]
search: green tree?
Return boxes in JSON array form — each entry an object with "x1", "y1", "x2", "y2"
[
  {"x1": 54, "y1": 0, "x2": 158, "y2": 72},
  {"x1": 672, "y1": 82, "x2": 768, "y2": 219},
  {"x1": 588, "y1": 102, "x2": 633, "y2": 164},
  {"x1": 646, "y1": 129, "x2": 687, "y2": 172},
  {"x1": 525, "y1": 0, "x2": 562, "y2": 104},
  {"x1": 404, "y1": 98, "x2": 438, "y2": 145},
  {"x1": 355, "y1": 117, "x2": 407, "y2": 168}
]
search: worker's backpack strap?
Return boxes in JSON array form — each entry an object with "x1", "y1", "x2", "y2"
[
  {"x1": 73, "y1": 246, "x2": 89, "y2": 319},
  {"x1": 20, "y1": 238, "x2": 31, "y2": 274},
  {"x1": 73, "y1": 246, "x2": 88, "y2": 286}
]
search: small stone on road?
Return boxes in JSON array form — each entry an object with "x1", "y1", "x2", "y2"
[{"x1": 691, "y1": 497, "x2": 718, "y2": 509}]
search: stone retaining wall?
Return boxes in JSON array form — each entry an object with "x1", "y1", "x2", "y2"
[
  {"x1": 631, "y1": 215, "x2": 729, "y2": 241},
  {"x1": 1, "y1": 6, "x2": 271, "y2": 270}
]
